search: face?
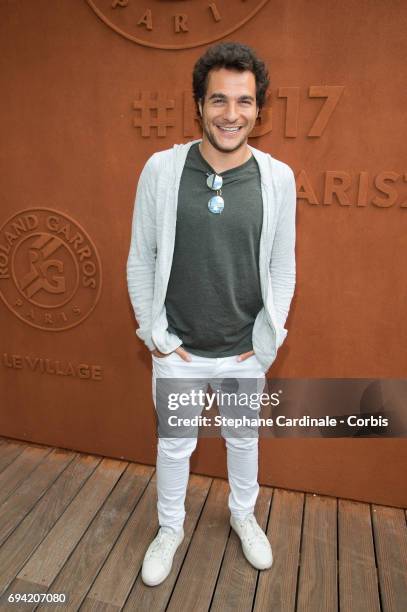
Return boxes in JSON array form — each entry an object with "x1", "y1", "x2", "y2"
[{"x1": 198, "y1": 67, "x2": 259, "y2": 154}]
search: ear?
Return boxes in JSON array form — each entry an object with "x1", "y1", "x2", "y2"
[{"x1": 198, "y1": 101, "x2": 203, "y2": 117}]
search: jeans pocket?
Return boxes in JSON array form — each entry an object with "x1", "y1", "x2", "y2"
[{"x1": 151, "y1": 351, "x2": 176, "y2": 361}]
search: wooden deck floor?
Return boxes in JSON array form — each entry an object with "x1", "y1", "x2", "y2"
[{"x1": 0, "y1": 437, "x2": 406, "y2": 611}]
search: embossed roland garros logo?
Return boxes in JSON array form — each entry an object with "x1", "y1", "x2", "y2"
[
  {"x1": 86, "y1": 0, "x2": 270, "y2": 50},
  {"x1": 0, "y1": 208, "x2": 102, "y2": 331}
]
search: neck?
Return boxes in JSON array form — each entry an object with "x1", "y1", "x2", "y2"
[{"x1": 198, "y1": 137, "x2": 251, "y2": 173}]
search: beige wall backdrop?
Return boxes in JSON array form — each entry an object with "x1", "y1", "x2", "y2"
[{"x1": 0, "y1": 0, "x2": 406, "y2": 506}]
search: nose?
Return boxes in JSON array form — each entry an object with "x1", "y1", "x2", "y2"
[{"x1": 222, "y1": 101, "x2": 239, "y2": 123}]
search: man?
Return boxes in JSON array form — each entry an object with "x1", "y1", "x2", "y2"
[{"x1": 126, "y1": 42, "x2": 297, "y2": 586}]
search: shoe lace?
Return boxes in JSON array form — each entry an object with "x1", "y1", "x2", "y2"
[
  {"x1": 239, "y1": 514, "x2": 264, "y2": 548},
  {"x1": 148, "y1": 529, "x2": 178, "y2": 561}
]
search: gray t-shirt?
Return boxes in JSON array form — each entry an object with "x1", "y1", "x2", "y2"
[{"x1": 164, "y1": 142, "x2": 263, "y2": 357}]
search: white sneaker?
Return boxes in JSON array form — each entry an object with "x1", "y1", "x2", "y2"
[
  {"x1": 230, "y1": 513, "x2": 273, "y2": 570},
  {"x1": 141, "y1": 527, "x2": 184, "y2": 586}
]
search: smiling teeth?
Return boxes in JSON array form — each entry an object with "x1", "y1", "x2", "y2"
[{"x1": 219, "y1": 126, "x2": 240, "y2": 131}]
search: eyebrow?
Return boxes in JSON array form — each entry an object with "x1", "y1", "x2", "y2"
[{"x1": 208, "y1": 93, "x2": 255, "y2": 102}]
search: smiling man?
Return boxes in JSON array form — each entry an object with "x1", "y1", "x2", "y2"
[
  {"x1": 197, "y1": 68, "x2": 258, "y2": 165},
  {"x1": 127, "y1": 42, "x2": 297, "y2": 586}
]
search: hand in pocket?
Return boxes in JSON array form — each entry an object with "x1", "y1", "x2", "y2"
[{"x1": 151, "y1": 346, "x2": 192, "y2": 361}]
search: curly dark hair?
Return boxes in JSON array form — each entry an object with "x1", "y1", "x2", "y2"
[{"x1": 192, "y1": 41, "x2": 270, "y2": 120}]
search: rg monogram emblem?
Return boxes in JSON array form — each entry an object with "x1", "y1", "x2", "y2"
[{"x1": 0, "y1": 208, "x2": 102, "y2": 331}]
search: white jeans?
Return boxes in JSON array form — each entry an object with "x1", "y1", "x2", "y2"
[{"x1": 151, "y1": 350, "x2": 266, "y2": 532}]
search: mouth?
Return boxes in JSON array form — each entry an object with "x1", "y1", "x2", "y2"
[{"x1": 216, "y1": 125, "x2": 243, "y2": 136}]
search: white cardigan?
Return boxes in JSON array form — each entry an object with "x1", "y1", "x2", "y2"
[{"x1": 126, "y1": 138, "x2": 297, "y2": 373}]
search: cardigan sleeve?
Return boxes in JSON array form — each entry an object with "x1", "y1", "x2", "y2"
[
  {"x1": 126, "y1": 154, "x2": 158, "y2": 351},
  {"x1": 269, "y1": 166, "x2": 297, "y2": 331}
]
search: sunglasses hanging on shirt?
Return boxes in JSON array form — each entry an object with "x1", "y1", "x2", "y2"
[{"x1": 206, "y1": 172, "x2": 224, "y2": 214}]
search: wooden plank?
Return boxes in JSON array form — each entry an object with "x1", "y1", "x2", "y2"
[
  {"x1": 166, "y1": 478, "x2": 231, "y2": 612},
  {"x1": 16, "y1": 457, "x2": 128, "y2": 587},
  {"x1": 80, "y1": 473, "x2": 161, "y2": 609},
  {"x1": 254, "y1": 488, "x2": 304, "y2": 612},
  {"x1": 338, "y1": 499, "x2": 381, "y2": 612},
  {"x1": 296, "y1": 493, "x2": 338, "y2": 612},
  {"x1": 1, "y1": 436, "x2": 405, "y2": 612},
  {"x1": 33, "y1": 463, "x2": 154, "y2": 611},
  {"x1": 124, "y1": 474, "x2": 212, "y2": 612},
  {"x1": 0, "y1": 453, "x2": 100, "y2": 596},
  {"x1": 0, "y1": 445, "x2": 52, "y2": 506},
  {"x1": 0, "y1": 448, "x2": 75, "y2": 546},
  {"x1": 210, "y1": 485, "x2": 272, "y2": 612},
  {"x1": 0, "y1": 438, "x2": 25, "y2": 473},
  {"x1": 372, "y1": 504, "x2": 407, "y2": 612}
]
